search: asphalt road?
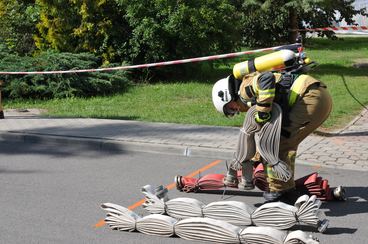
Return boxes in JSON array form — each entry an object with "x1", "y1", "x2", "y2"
[{"x1": 0, "y1": 140, "x2": 367, "y2": 244}]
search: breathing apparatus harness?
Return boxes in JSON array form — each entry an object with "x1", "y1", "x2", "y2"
[
  {"x1": 228, "y1": 74, "x2": 242, "y2": 101},
  {"x1": 276, "y1": 48, "x2": 318, "y2": 128},
  {"x1": 233, "y1": 45, "x2": 318, "y2": 129}
]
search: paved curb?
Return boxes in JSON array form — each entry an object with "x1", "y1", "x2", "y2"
[
  {"x1": 3, "y1": 131, "x2": 362, "y2": 172},
  {"x1": 0, "y1": 131, "x2": 234, "y2": 160},
  {"x1": 1, "y1": 107, "x2": 366, "y2": 172},
  {"x1": 314, "y1": 108, "x2": 368, "y2": 136}
]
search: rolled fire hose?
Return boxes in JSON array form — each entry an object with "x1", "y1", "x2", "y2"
[
  {"x1": 101, "y1": 203, "x2": 319, "y2": 244},
  {"x1": 141, "y1": 185, "x2": 328, "y2": 232},
  {"x1": 175, "y1": 164, "x2": 344, "y2": 201},
  {"x1": 175, "y1": 173, "x2": 226, "y2": 192},
  {"x1": 255, "y1": 104, "x2": 292, "y2": 182},
  {"x1": 230, "y1": 104, "x2": 292, "y2": 183},
  {"x1": 230, "y1": 107, "x2": 259, "y2": 171}
]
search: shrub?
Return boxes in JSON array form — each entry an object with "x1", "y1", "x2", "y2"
[
  {"x1": 0, "y1": 51, "x2": 131, "y2": 99},
  {"x1": 35, "y1": 0, "x2": 242, "y2": 80}
]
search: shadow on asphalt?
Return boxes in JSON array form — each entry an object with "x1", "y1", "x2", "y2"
[
  {"x1": 194, "y1": 189, "x2": 263, "y2": 199},
  {"x1": 323, "y1": 227, "x2": 358, "y2": 235},
  {"x1": 0, "y1": 140, "x2": 125, "y2": 158},
  {"x1": 0, "y1": 167, "x2": 47, "y2": 174},
  {"x1": 285, "y1": 186, "x2": 367, "y2": 235},
  {"x1": 11, "y1": 121, "x2": 232, "y2": 137},
  {"x1": 323, "y1": 186, "x2": 368, "y2": 217},
  {"x1": 320, "y1": 189, "x2": 363, "y2": 235},
  {"x1": 32, "y1": 115, "x2": 141, "y2": 121},
  {"x1": 289, "y1": 225, "x2": 357, "y2": 235}
]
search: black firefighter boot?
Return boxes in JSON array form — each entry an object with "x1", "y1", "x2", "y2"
[
  {"x1": 263, "y1": 188, "x2": 305, "y2": 205},
  {"x1": 223, "y1": 167, "x2": 238, "y2": 187}
]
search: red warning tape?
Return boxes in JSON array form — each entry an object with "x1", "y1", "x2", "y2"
[
  {"x1": 293, "y1": 25, "x2": 368, "y2": 32},
  {"x1": 0, "y1": 43, "x2": 301, "y2": 75}
]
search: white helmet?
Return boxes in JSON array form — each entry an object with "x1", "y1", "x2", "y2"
[{"x1": 212, "y1": 76, "x2": 234, "y2": 116}]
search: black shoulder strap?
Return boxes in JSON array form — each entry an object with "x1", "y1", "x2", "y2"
[
  {"x1": 228, "y1": 74, "x2": 241, "y2": 99},
  {"x1": 278, "y1": 72, "x2": 299, "y2": 89}
]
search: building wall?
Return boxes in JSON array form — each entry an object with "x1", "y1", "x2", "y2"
[{"x1": 352, "y1": 0, "x2": 367, "y2": 26}]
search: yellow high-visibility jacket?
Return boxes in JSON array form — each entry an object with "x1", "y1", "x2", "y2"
[{"x1": 239, "y1": 72, "x2": 320, "y2": 113}]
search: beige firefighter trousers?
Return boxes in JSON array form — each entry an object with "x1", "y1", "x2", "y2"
[{"x1": 265, "y1": 83, "x2": 332, "y2": 192}]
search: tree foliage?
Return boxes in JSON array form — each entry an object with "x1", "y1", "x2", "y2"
[
  {"x1": 0, "y1": 52, "x2": 131, "y2": 99},
  {"x1": 240, "y1": 0, "x2": 367, "y2": 47},
  {"x1": 35, "y1": 0, "x2": 130, "y2": 63},
  {"x1": 0, "y1": 0, "x2": 367, "y2": 92},
  {"x1": 35, "y1": 0, "x2": 242, "y2": 65},
  {"x1": 117, "y1": 0, "x2": 241, "y2": 64},
  {"x1": 0, "y1": 0, "x2": 39, "y2": 55},
  {"x1": 1, "y1": 0, "x2": 366, "y2": 56}
]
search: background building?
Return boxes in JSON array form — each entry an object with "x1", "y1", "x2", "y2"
[
  {"x1": 333, "y1": 1, "x2": 368, "y2": 35},
  {"x1": 352, "y1": 0, "x2": 368, "y2": 26}
]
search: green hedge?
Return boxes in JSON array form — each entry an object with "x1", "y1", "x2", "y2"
[{"x1": 0, "y1": 51, "x2": 131, "y2": 99}]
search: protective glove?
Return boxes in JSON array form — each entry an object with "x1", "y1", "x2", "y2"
[{"x1": 255, "y1": 111, "x2": 271, "y2": 124}]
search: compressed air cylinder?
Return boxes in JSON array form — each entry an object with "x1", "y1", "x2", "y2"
[{"x1": 233, "y1": 49, "x2": 296, "y2": 80}]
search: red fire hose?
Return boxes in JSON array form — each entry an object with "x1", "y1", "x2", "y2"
[{"x1": 175, "y1": 163, "x2": 345, "y2": 201}]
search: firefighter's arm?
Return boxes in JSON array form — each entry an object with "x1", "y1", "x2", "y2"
[{"x1": 254, "y1": 72, "x2": 275, "y2": 123}]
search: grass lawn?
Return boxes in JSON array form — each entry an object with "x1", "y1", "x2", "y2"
[{"x1": 4, "y1": 37, "x2": 368, "y2": 130}]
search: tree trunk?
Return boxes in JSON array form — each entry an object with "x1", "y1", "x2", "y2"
[{"x1": 289, "y1": 9, "x2": 298, "y2": 43}]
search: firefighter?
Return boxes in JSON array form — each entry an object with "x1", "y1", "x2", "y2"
[{"x1": 212, "y1": 68, "x2": 332, "y2": 203}]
